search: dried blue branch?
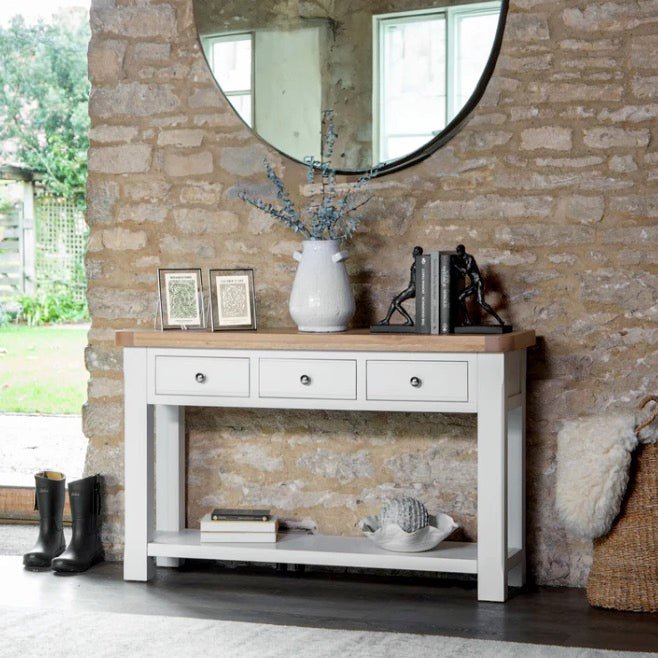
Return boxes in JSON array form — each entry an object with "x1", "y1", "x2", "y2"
[{"x1": 238, "y1": 114, "x2": 378, "y2": 241}]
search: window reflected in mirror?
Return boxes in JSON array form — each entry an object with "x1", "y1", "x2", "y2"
[
  {"x1": 204, "y1": 32, "x2": 254, "y2": 127},
  {"x1": 196, "y1": 0, "x2": 504, "y2": 172},
  {"x1": 375, "y1": 3, "x2": 500, "y2": 162}
]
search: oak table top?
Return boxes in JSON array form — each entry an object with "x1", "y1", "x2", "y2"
[{"x1": 115, "y1": 328, "x2": 536, "y2": 353}]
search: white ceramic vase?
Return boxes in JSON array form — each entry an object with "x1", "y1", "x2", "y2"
[{"x1": 288, "y1": 239, "x2": 355, "y2": 332}]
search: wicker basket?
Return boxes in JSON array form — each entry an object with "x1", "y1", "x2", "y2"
[{"x1": 586, "y1": 443, "x2": 658, "y2": 612}]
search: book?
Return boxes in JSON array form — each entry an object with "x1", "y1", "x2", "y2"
[
  {"x1": 210, "y1": 508, "x2": 271, "y2": 521},
  {"x1": 439, "y1": 251, "x2": 465, "y2": 334},
  {"x1": 415, "y1": 253, "x2": 431, "y2": 334},
  {"x1": 200, "y1": 531, "x2": 277, "y2": 543},
  {"x1": 430, "y1": 251, "x2": 440, "y2": 335},
  {"x1": 200, "y1": 513, "x2": 278, "y2": 533}
]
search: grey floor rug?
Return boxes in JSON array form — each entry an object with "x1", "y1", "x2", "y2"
[{"x1": 0, "y1": 604, "x2": 654, "y2": 658}]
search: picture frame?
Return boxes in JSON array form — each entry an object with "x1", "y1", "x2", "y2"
[
  {"x1": 157, "y1": 268, "x2": 205, "y2": 330},
  {"x1": 208, "y1": 268, "x2": 257, "y2": 331}
]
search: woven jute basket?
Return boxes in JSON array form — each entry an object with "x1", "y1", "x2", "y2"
[{"x1": 586, "y1": 442, "x2": 658, "y2": 612}]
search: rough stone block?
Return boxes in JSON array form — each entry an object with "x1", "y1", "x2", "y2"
[
  {"x1": 609, "y1": 155, "x2": 638, "y2": 173},
  {"x1": 133, "y1": 42, "x2": 172, "y2": 62},
  {"x1": 91, "y1": 6, "x2": 177, "y2": 39},
  {"x1": 88, "y1": 144, "x2": 152, "y2": 174},
  {"x1": 520, "y1": 127, "x2": 572, "y2": 151},
  {"x1": 188, "y1": 88, "x2": 225, "y2": 109},
  {"x1": 116, "y1": 203, "x2": 168, "y2": 223},
  {"x1": 630, "y1": 35, "x2": 658, "y2": 70},
  {"x1": 101, "y1": 227, "x2": 147, "y2": 250},
  {"x1": 86, "y1": 180, "x2": 120, "y2": 225},
  {"x1": 90, "y1": 82, "x2": 181, "y2": 118},
  {"x1": 88, "y1": 39, "x2": 125, "y2": 83},
  {"x1": 87, "y1": 287, "x2": 152, "y2": 319},
  {"x1": 598, "y1": 104, "x2": 658, "y2": 123},
  {"x1": 583, "y1": 127, "x2": 650, "y2": 149},
  {"x1": 506, "y1": 13, "x2": 550, "y2": 41},
  {"x1": 172, "y1": 208, "x2": 239, "y2": 234},
  {"x1": 609, "y1": 195, "x2": 658, "y2": 218},
  {"x1": 178, "y1": 183, "x2": 224, "y2": 205},
  {"x1": 631, "y1": 76, "x2": 658, "y2": 99},
  {"x1": 82, "y1": 401, "x2": 123, "y2": 439},
  {"x1": 163, "y1": 151, "x2": 213, "y2": 177},
  {"x1": 556, "y1": 195, "x2": 605, "y2": 224},
  {"x1": 562, "y1": 4, "x2": 655, "y2": 32},
  {"x1": 423, "y1": 195, "x2": 553, "y2": 221},
  {"x1": 157, "y1": 129, "x2": 205, "y2": 148},
  {"x1": 89, "y1": 125, "x2": 139, "y2": 144},
  {"x1": 219, "y1": 146, "x2": 271, "y2": 176}
]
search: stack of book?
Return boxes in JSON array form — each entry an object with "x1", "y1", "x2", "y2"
[
  {"x1": 200, "y1": 508, "x2": 278, "y2": 543},
  {"x1": 415, "y1": 250, "x2": 464, "y2": 334}
]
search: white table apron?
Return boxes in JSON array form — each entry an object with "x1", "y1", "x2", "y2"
[{"x1": 122, "y1": 345, "x2": 527, "y2": 603}]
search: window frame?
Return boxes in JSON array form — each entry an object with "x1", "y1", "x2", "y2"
[
  {"x1": 373, "y1": 1, "x2": 502, "y2": 165},
  {"x1": 201, "y1": 31, "x2": 256, "y2": 128}
]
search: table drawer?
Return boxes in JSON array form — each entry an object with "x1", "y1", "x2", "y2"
[
  {"x1": 259, "y1": 358, "x2": 357, "y2": 400},
  {"x1": 154, "y1": 356, "x2": 250, "y2": 397},
  {"x1": 366, "y1": 360, "x2": 468, "y2": 402}
]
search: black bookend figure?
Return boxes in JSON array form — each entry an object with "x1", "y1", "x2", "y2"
[
  {"x1": 453, "y1": 244, "x2": 511, "y2": 333},
  {"x1": 371, "y1": 246, "x2": 423, "y2": 332}
]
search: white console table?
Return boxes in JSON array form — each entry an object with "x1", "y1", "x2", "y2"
[{"x1": 116, "y1": 329, "x2": 535, "y2": 602}]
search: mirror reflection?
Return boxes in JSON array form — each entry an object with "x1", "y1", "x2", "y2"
[{"x1": 195, "y1": 1, "x2": 503, "y2": 171}]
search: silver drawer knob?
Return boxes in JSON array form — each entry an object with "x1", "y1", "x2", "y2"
[
  {"x1": 195, "y1": 372, "x2": 206, "y2": 383},
  {"x1": 410, "y1": 376, "x2": 422, "y2": 388},
  {"x1": 300, "y1": 374, "x2": 311, "y2": 386}
]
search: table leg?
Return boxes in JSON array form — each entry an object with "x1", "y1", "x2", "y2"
[
  {"x1": 477, "y1": 353, "x2": 508, "y2": 602},
  {"x1": 155, "y1": 405, "x2": 185, "y2": 568},
  {"x1": 123, "y1": 348, "x2": 155, "y2": 581},
  {"x1": 508, "y1": 351, "x2": 526, "y2": 587}
]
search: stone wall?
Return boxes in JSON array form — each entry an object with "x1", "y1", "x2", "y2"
[{"x1": 86, "y1": 0, "x2": 658, "y2": 587}]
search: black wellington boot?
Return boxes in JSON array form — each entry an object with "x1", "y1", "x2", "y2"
[
  {"x1": 23, "y1": 471, "x2": 66, "y2": 568},
  {"x1": 51, "y1": 474, "x2": 104, "y2": 573}
]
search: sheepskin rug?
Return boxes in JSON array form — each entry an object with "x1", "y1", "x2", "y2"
[{"x1": 556, "y1": 413, "x2": 657, "y2": 540}]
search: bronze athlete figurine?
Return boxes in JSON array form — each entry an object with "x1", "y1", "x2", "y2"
[
  {"x1": 453, "y1": 244, "x2": 505, "y2": 327},
  {"x1": 375, "y1": 246, "x2": 423, "y2": 328}
]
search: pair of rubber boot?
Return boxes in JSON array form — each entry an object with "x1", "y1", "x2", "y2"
[{"x1": 23, "y1": 471, "x2": 104, "y2": 572}]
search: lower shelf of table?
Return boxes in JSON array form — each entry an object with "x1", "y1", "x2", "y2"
[{"x1": 148, "y1": 530, "x2": 523, "y2": 575}]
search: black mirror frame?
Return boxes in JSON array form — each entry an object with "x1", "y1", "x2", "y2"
[{"x1": 194, "y1": 0, "x2": 509, "y2": 178}]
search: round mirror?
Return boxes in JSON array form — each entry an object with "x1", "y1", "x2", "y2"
[{"x1": 194, "y1": 0, "x2": 508, "y2": 174}]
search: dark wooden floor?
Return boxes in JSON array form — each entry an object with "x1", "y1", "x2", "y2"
[{"x1": 2, "y1": 557, "x2": 656, "y2": 653}]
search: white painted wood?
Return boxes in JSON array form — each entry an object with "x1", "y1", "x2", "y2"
[
  {"x1": 506, "y1": 393, "x2": 523, "y2": 411},
  {"x1": 122, "y1": 342, "x2": 528, "y2": 599},
  {"x1": 508, "y1": 351, "x2": 527, "y2": 587},
  {"x1": 259, "y1": 358, "x2": 357, "y2": 400},
  {"x1": 366, "y1": 359, "x2": 469, "y2": 402},
  {"x1": 505, "y1": 350, "x2": 522, "y2": 397},
  {"x1": 476, "y1": 352, "x2": 508, "y2": 602},
  {"x1": 149, "y1": 531, "x2": 481, "y2": 573},
  {"x1": 20, "y1": 181, "x2": 35, "y2": 295},
  {"x1": 154, "y1": 355, "x2": 250, "y2": 397},
  {"x1": 155, "y1": 405, "x2": 185, "y2": 568},
  {"x1": 123, "y1": 348, "x2": 155, "y2": 581},
  {"x1": 146, "y1": 348, "x2": 477, "y2": 412}
]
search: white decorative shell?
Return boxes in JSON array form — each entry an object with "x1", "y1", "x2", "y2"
[{"x1": 379, "y1": 497, "x2": 429, "y2": 533}]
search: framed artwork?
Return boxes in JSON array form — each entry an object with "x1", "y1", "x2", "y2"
[
  {"x1": 157, "y1": 268, "x2": 205, "y2": 330},
  {"x1": 209, "y1": 268, "x2": 256, "y2": 331}
]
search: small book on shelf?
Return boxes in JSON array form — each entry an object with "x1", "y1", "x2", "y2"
[
  {"x1": 200, "y1": 513, "x2": 278, "y2": 533},
  {"x1": 200, "y1": 531, "x2": 278, "y2": 543},
  {"x1": 210, "y1": 508, "x2": 271, "y2": 522}
]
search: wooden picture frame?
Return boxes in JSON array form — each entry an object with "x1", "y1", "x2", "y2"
[
  {"x1": 157, "y1": 268, "x2": 205, "y2": 330},
  {"x1": 209, "y1": 268, "x2": 256, "y2": 331}
]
